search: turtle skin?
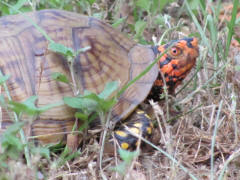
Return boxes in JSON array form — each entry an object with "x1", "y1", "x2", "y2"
[{"x1": 0, "y1": 10, "x2": 199, "y2": 149}]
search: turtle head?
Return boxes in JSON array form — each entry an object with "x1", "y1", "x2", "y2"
[{"x1": 149, "y1": 37, "x2": 199, "y2": 100}]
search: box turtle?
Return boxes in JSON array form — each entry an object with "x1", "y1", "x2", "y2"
[{"x1": 0, "y1": 10, "x2": 199, "y2": 149}]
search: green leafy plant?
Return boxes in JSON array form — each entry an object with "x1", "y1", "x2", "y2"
[
  {"x1": 51, "y1": 72, "x2": 70, "y2": 84},
  {"x1": 0, "y1": 122, "x2": 25, "y2": 169},
  {"x1": 8, "y1": 96, "x2": 63, "y2": 117},
  {"x1": 51, "y1": 146, "x2": 81, "y2": 168},
  {"x1": 112, "y1": 149, "x2": 139, "y2": 176},
  {"x1": 0, "y1": 75, "x2": 10, "y2": 85},
  {"x1": 64, "y1": 81, "x2": 119, "y2": 122}
]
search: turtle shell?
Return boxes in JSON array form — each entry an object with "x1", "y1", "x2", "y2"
[{"x1": 0, "y1": 10, "x2": 158, "y2": 143}]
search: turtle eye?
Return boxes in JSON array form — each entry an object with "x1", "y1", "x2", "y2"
[{"x1": 170, "y1": 47, "x2": 181, "y2": 56}]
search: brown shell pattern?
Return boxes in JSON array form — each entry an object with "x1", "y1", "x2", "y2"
[{"x1": 0, "y1": 10, "x2": 158, "y2": 143}]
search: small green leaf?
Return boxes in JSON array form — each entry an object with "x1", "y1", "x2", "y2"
[
  {"x1": 2, "y1": 122, "x2": 24, "y2": 135},
  {"x1": 134, "y1": 20, "x2": 146, "y2": 38},
  {"x1": 118, "y1": 148, "x2": 139, "y2": 163},
  {"x1": 1, "y1": 135, "x2": 23, "y2": 151},
  {"x1": 8, "y1": 96, "x2": 63, "y2": 116},
  {"x1": 64, "y1": 96, "x2": 98, "y2": 112},
  {"x1": 98, "y1": 98, "x2": 117, "y2": 113},
  {"x1": 0, "y1": 74, "x2": 10, "y2": 85},
  {"x1": 64, "y1": 94, "x2": 116, "y2": 114},
  {"x1": 235, "y1": 65, "x2": 240, "y2": 72},
  {"x1": 48, "y1": 42, "x2": 74, "y2": 57},
  {"x1": 12, "y1": 96, "x2": 40, "y2": 115},
  {"x1": 1, "y1": 122, "x2": 25, "y2": 152},
  {"x1": 63, "y1": 97, "x2": 81, "y2": 109},
  {"x1": 8, "y1": 101, "x2": 28, "y2": 115},
  {"x1": 112, "y1": 17, "x2": 126, "y2": 28},
  {"x1": 87, "y1": 0, "x2": 96, "y2": 5},
  {"x1": 112, "y1": 161, "x2": 126, "y2": 175},
  {"x1": 187, "y1": 0, "x2": 200, "y2": 16},
  {"x1": 235, "y1": 37, "x2": 240, "y2": 44},
  {"x1": 75, "y1": 112, "x2": 88, "y2": 121},
  {"x1": 159, "y1": 0, "x2": 172, "y2": 12},
  {"x1": 79, "y1": 93, "x2": 101, "y2": 108},
  {"x1": 86, "y1": 93, "x2": 117, "y2": 112},
  {"x1": 49, "y1": 42, "x2": 90, "y2": 62},
  {"x1": 112, "y1": 149, "x2": 140, "y2": 175},
  {"x1": 0, "y1": 4, "x2": 10, "y2": 16},
  {"x1": 98, "y1": 81, "x2": 119, "y2": 99},
  {"x1": 0, "y1": 95, "x2": 5, "y2": 105},
  {"x1": 52, "y1": 146, "x2": 81, "y2": 168},
  {"x1": 10, "y1": 0, "x2": 28, "y2": 14},
  {"x1": 151, "y1": 0, "x2": 159, "y2": 14},
  {"x1": 0, "y1": 161, "x2": 8, "y2": 169},
  {"x1": 199, "y1": 0, "x2": 206, "y2": 10},
  {"x1": 51, "y1": 72, "x2": 69, "y2": 84},
  {"x1": 31, "y1": 147, "x2": 50, "y2": 160},
  {"x1": 64, "y1": 81, "x2": 118, "y2": 114},
  {"x1": 136, "y1": 0, "x2": 151, "y2": 12}
]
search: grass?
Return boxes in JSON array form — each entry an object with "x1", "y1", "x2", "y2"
[{"x1": 0, "y1": 0, "x2": 240, "y2": 179}]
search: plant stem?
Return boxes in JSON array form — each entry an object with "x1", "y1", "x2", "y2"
[{"x1": 99, "y1": 110, "x2": 112, "y2": 180}]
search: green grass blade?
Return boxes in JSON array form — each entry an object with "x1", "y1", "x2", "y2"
[
  {"x1": 185, "y1": 0, "x2": 213, "y2": 56},
  {"x1": 210, "y1": 100, "x2": 223, "y2": 180},
  {"x1": 224, "y1": 0, "x2": 239, "y2": 59}
]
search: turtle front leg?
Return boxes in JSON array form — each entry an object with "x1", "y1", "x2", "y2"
[{"x1": 113, "y1": 110, "x2": 153, "y2": 150}]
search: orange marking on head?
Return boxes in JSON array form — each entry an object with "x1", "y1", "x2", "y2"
[
  {"x1": 165, "y1": 76, "x2": 169, "y2": 82},
  {"x1": 177, "y1": 40, "x2": 187, "y2": 48},
  {"x1": 160, "y1": 63, "x2": 173, "y2": 74},
  {"x1": 170, "y1": 60, "x2": 179, "y2": 66},
  {"x1": 173, "y1": 70, "x2": 182, "y2": 77},
  {"x1": 158, "y1": 45, "x2": 165, "y2": 53},
  {"x1": 154, "y1": 37, "x2": 199, "y2": 95},
  {"x1": 191, "y1": 38, "x2": 198, "y2": 48},
  {"x1": 154, "y1": 79, "x2": 163, "y2": 86},
  {"x1": 159, "y1": 54, "x2": 168, "y2": 63}
]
